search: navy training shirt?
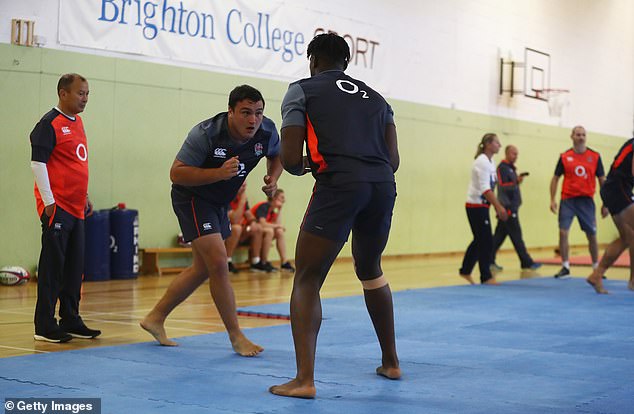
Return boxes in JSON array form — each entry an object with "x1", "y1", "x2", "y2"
[
  {"x1": 172, "y1": 112, "x2": 280, "y2": 206},
  {"x1": 496, "y1": 161, "x2": 522, "y2": 213},
  {"x1": 606, "y1": 138, "x2": 634, "y2": 186},
  {"x1": 281, "y1": 70, "x2": 395, "y2": 184}
]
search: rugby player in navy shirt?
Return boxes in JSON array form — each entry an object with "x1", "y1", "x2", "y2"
[
  {"x1": 141, "y1": 85, "x2": 283, "y2": 356},
  {"x1": 269, "y1": 33, "x2": 401, "y2": 399}
]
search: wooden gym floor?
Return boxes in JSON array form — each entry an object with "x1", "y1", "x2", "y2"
[{"x1": 0, "y1": 246, "x2": 628, "y2": 359}]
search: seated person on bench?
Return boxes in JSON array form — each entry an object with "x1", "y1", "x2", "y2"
[{"x1": 226, "y1": 182, "x2": 273, "y2": 273}]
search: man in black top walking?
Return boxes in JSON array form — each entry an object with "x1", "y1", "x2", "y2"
[{"x1": 491, "y1": 145, "x2": 541, "y2": 270}]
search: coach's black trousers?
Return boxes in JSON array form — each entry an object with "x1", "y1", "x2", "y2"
[
  {"x1": 460, "y1": 206, "x2": 493, "y2": 283},
  {"x1": 34, "y1": 206, "x2": 85, "y2": 335},
  {"x1": 492, "y1": 211, "x2": 534, "y2": 268}
]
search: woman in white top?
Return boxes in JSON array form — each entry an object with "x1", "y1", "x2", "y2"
[{"x1": 459, "y1": 133, "x2": 508, "y2": 285}]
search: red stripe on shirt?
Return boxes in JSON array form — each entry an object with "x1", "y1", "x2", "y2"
[
  {"x1": 613, "y1": 145, "x2": 633, "y2": 169},
  {"x1": 306, "y1": 116, "x2": 328, "y2": 173}
]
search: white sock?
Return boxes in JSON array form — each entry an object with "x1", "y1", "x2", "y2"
[
  {"x1": 592, "y1": 262, "x2": 598, "y2": 269},
  {"x1": 251, "y1": 257, "x2": 260, "y2": 264},
  {"x1": 227, "y1": 258, "x2": 233, "y2": 263},
  {"x1": 562, "y1": 261, "x2": 570, "y2": 269}
]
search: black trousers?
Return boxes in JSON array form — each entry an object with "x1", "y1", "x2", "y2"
[
  {"x1": 460, "y1": 207, "x2": 493, "y2": 283},
  {"x1": 34, "y1": 206, "x2": 85, "y2": 334},
  {"x1": 492, "y1": 212, "x2": 534, "y2": 268}
]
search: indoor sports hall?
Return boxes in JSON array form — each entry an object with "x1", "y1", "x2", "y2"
[{"x1": 1, "y1": 1, "x2": 633, "y2": 413}]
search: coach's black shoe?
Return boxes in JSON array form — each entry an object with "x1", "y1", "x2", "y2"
[
  {"x1": 34, "y1": 329, "x2": 72, "y2": 343},
  {"x1": 554, "y1": 267, "x2": 571, "y2": 279},
  {"x1": 522, "y1": 262, "x2": 543, "y2": 270},
  {"x1": 61, "y1": 324, "x2": 101, "y2": 339}
]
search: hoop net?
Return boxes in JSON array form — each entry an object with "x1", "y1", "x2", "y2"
[{"x1": 535, "y1": 88, "x2": 570, "y2": 117}]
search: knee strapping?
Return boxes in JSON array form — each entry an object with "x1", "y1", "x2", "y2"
[{"x1": 361, "y1": 275, "x2": 388, "y2": 290}]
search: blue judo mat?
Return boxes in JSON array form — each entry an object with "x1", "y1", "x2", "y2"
[{"x1": 1, "y1": 277, "x2": 633, "y2": 414}]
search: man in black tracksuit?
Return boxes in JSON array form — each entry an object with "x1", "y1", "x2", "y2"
[{"x1": 492, "y1": 145, "x2": 541, "y2": 270}]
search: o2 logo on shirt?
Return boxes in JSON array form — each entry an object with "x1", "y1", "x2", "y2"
[
  {"x1": 574, "y1": 165, "x2": 588, "y2": 179},
  {"x1": 336, "y1": 80, "x2": 369, "y2": 99},
  {"x1": 76, "y1": 143, "x2": 88, "y2": 161}
]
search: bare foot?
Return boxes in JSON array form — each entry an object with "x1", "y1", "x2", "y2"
[
  {"x1": 229, "y1": 332, "x2": 263, "y2": 357},
  {"x1": 140, "y1": 318, "x2": 178, "y2": 346},
  {"x1": 376, "y1": 365, "x2": 401, "y2": 380},
  {"x1": 483, "y1": 277, "x2": 499, "y2": 285},
  {"x1": 586, "y1": 277, "x2": 608, "y2": 294},
  {"x1": 459, "y1": 274, "x2": 475, "y2": 285},
  {"x1": 269, "y1": 379, "x2": 316, "y2": 399}
]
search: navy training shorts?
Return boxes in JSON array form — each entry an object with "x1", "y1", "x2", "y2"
[
  {"x1": 601, "y1": 180, "x2": 634, "y2": 216},
  {"x1": 301, "y1": 181, "x2": 396, "y2": 242},
  {"x1": 172, "y1": 193, "x2": 231, "y2": 243}
]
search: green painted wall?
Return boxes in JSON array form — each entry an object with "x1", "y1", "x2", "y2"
[{"x1": 0, "y1": 43, "x2": 624, "y2": 272}]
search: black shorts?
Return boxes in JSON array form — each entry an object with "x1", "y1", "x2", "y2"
[
  {"x1": 301, "y1": 181, "x2": 396, "y2": 242},
  {"x1": 172, "y1": 192, "x2": 230, "y2": 243},
  {"x1": 601, "y1": 180, "x2": 634, "y2": 216}
]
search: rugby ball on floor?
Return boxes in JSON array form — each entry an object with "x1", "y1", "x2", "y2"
[{"x1": 0, "y1": 266, "x2": 30, "y2": 286}]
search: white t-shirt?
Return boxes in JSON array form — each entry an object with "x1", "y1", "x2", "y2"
[{"x1": 466, "y1": 153, "x2": 496, "y2": 205}]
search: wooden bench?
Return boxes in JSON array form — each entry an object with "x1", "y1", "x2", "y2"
[
  {"x1": 140, "y1": 247, "x2": 192, "y2": 276},
  {"x1": 139, "y1": 246, "x2": 250, "y2": 276}
]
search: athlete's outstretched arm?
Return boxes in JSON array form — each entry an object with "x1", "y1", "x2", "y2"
[
  {"x1": 280, "y1": 126, "x2": 307, "y2": 175},
  {"x1": 384, "y1": 123, "x2": 399, "y2": 172}
]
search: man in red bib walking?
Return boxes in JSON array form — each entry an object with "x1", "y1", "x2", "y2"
[{"x1": 549, "y1": 125, "x2": 608, "y2": 278}]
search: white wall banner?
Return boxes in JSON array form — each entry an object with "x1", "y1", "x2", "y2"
[{"x1": 58, "y1": 0, "x2": 391, "y2": 92}]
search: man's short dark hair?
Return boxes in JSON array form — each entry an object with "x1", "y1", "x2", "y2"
[
  {"x1": 307, "y1": 33, "x2": 351, "y2": 70},
  {"x1": 57, "y1": 73, "x2": 86, "y2": 94},
  {"x1": 228, "y1": 85, "x2": 265, "y2": 109}
]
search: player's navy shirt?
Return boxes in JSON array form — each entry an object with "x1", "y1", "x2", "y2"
[
  {"x1": 281, "y1": 69, "x2": 395, "y2": 184},
  {"x1": 606, "y1": 138, "x2": 634, "y2": 186},
  {"x1": 172, "y1": 112, "x2": 280, "y2": 206},
  {"x1": 496, "y1": 160, "x2": 522, "y2": 212}
]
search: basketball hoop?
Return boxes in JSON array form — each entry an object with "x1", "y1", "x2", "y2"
[{"x1": 535, "y1": 88, "x2": 570, "y2": 117}]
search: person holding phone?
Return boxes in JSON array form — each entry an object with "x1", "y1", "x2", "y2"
[{"x1": 491, "y1": 145, "x2": 541, "y2": 270}]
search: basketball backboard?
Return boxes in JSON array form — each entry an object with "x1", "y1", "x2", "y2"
[
  {"x1": 523, "y1": 48, "x2": 551, "y2": 101},
  {"x1": 499, "y1": 47, "x2": 551, "y2": 100}
]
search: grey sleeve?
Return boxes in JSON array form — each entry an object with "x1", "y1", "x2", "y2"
[
  {"x1": 175, "y1": 125, "x2": 209, "y2": 167},
  {"x1": 385, "y1": 103, "x2": 395, "y2": 125},
  {"x1": 267, "y1": 126, "x2": 281, "y2": 157},
  {"x1": 281, "y1": 83, "x2": 307, "y2": 129}
]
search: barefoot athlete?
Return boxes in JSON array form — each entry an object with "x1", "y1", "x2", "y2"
[
  {"x1": 587, "y1": 137, "x2": 634, "y2": 294},
  {"x1": 269, "y1": 33, "x2": 401, "y2": 398},
  {"x1": 141, "y1": 85, "x2": 282, "y2": 356}
]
